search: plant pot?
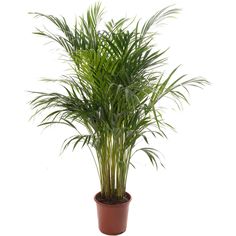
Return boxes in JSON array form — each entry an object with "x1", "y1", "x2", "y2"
[{"x1": 94, "y1": 192, "x2": 132, "y2": 235}]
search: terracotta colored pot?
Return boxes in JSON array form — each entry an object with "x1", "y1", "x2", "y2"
[{"x1": 94, "y1": 192, "x2": 132, "y2": 235}]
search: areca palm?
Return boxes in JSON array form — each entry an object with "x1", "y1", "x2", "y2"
[{"x1": 29, "y1": 2, "x2": 208, "y2": 201}]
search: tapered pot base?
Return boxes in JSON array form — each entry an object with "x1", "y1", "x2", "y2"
[{"x1": 94, "y1": 192, "x2": 131, "y2": 235}]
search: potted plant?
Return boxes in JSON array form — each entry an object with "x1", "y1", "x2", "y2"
[{"x1": 29, "y1": 2, "x2": 208, "y2": 235}]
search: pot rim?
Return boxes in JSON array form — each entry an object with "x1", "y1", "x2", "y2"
[{"x1": 94, "y1": 191, "x2": 132, "y2": 207}]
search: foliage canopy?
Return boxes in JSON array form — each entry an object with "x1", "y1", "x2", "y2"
[{"x1": 29, "y1": 2, "x2": 208, "y2": 201}]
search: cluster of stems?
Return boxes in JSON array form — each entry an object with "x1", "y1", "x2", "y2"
[{"x1": 96, "y1": 131, "x2": 131, "y2": 200}]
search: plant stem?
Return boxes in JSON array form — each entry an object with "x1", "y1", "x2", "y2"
[{"x1": 96, "y1": 130, "x2": 131, "y2": 201}]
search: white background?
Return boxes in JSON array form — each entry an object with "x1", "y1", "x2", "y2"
[{"x1": 1, "y1": 0, "x2": 236, "y2": 235}]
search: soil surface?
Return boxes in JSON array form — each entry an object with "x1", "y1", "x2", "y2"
[{"x1": 96, "y1": 192, "x2": 130, "y2": 205}]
